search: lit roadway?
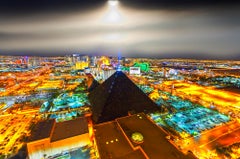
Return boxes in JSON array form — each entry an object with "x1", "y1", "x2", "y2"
[
  {"x1": 176, "y1": 120, "x2": 240, "y2": 156},
  {"x1": 0, "y1": 109, "x2": 40, "y2": 155},
  {"x1": 0, "y1": 66, "x2": 51, "y2": 97},
  {"x1": 162, "y1": 81, "x2": 240, "y2": 117}
]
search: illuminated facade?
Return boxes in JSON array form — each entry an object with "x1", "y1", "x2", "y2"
[
  {"x1": 75, "y1": 61, "x2": 89, "y2": 70},
  {"x1": 27, "y1": 117, "x2": 92, "y2": 159},
  {"x1": 97, "y1": 56, "x2": 110, "y2": 67}
]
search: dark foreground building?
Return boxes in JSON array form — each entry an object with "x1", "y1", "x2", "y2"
[
  {"x1": 27, "y1": 117, "x2": 90, "y2": 159},
  {"x1": 89, "y1": 71, "x2": 161, "y2": 123},
  {"x1": 94, "y1": 113, "x2": 197, "y2": 159}
]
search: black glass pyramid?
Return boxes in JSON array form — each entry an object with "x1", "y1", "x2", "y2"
[
  {"x1": 88, "y1": 79, "x2": 99, "y2": 92},
  {"x1": 89, "y1": 71, "x2": 161, "y2": 123}
]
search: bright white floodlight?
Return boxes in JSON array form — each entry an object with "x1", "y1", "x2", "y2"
[
  {"x1": 104, "y1": 0, "x2": 121, "y2": 23},
  {"x1": 108, "y1": 0, "x2": 119, "y2": 7}
]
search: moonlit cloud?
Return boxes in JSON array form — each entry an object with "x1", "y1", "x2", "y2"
[{"x1": 0, "y1": 1, "x2": 240, "y2": 59}]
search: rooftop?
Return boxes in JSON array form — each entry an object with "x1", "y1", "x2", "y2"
[
  {"x1": 116, "y1": 113, "x2": 195, "y2": 159},
  {"x1": 94, "y1": 113, "x2": 196, "y2": 159},
  {"x1": 51, "y1": 117, "x2": 89, "y2": 142},
  {"x1": 94, "y1": 121, "x2": 134, "y2": 159},
  {"x1": 28, "y1": 117, "x2": 89, "y2": 143},
  {"x1": 116, "y1": 149, "x2": 147, "y2": 159},
  {"x1": 28, "y1": 119, "x2": 55, "y2": 142}
]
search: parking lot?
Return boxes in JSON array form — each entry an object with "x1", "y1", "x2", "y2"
[
  {"x1": 46, "y1": 145, "x2": 94, "y2": 159},
  {"x1": 165, "y1": 107, "x2": 230, "y2": 136},
  {"x1": 148, "y1": 91, "x2": 230, "y2": 136}
]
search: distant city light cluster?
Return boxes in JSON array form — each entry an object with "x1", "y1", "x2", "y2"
[{"x1": 0, "y1": 55, "x2": 240, "y2": 159}]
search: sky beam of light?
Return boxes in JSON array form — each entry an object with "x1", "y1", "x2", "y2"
[
  {"x1": 102, "y1": 0, "x2": 123, "y2": 24},
  {"x1": 0, "y1": 1, "x2": 240, "y2": 59}
]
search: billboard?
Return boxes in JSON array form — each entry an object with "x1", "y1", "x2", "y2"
[{"x1": 129, "y1": 67, "x2": 141, "y2": 75}]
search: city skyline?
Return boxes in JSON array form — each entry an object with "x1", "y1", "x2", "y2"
[
  {"x1": 0, "y1": 0, "x2": 240, "y2": 59},
  {"x1": 0, "y1": 54, "x2": 240, "y2": 158}
]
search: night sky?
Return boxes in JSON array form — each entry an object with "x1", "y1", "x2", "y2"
[{"x1": 0, "y1": 0, "x2": 240, "y2": 59}]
